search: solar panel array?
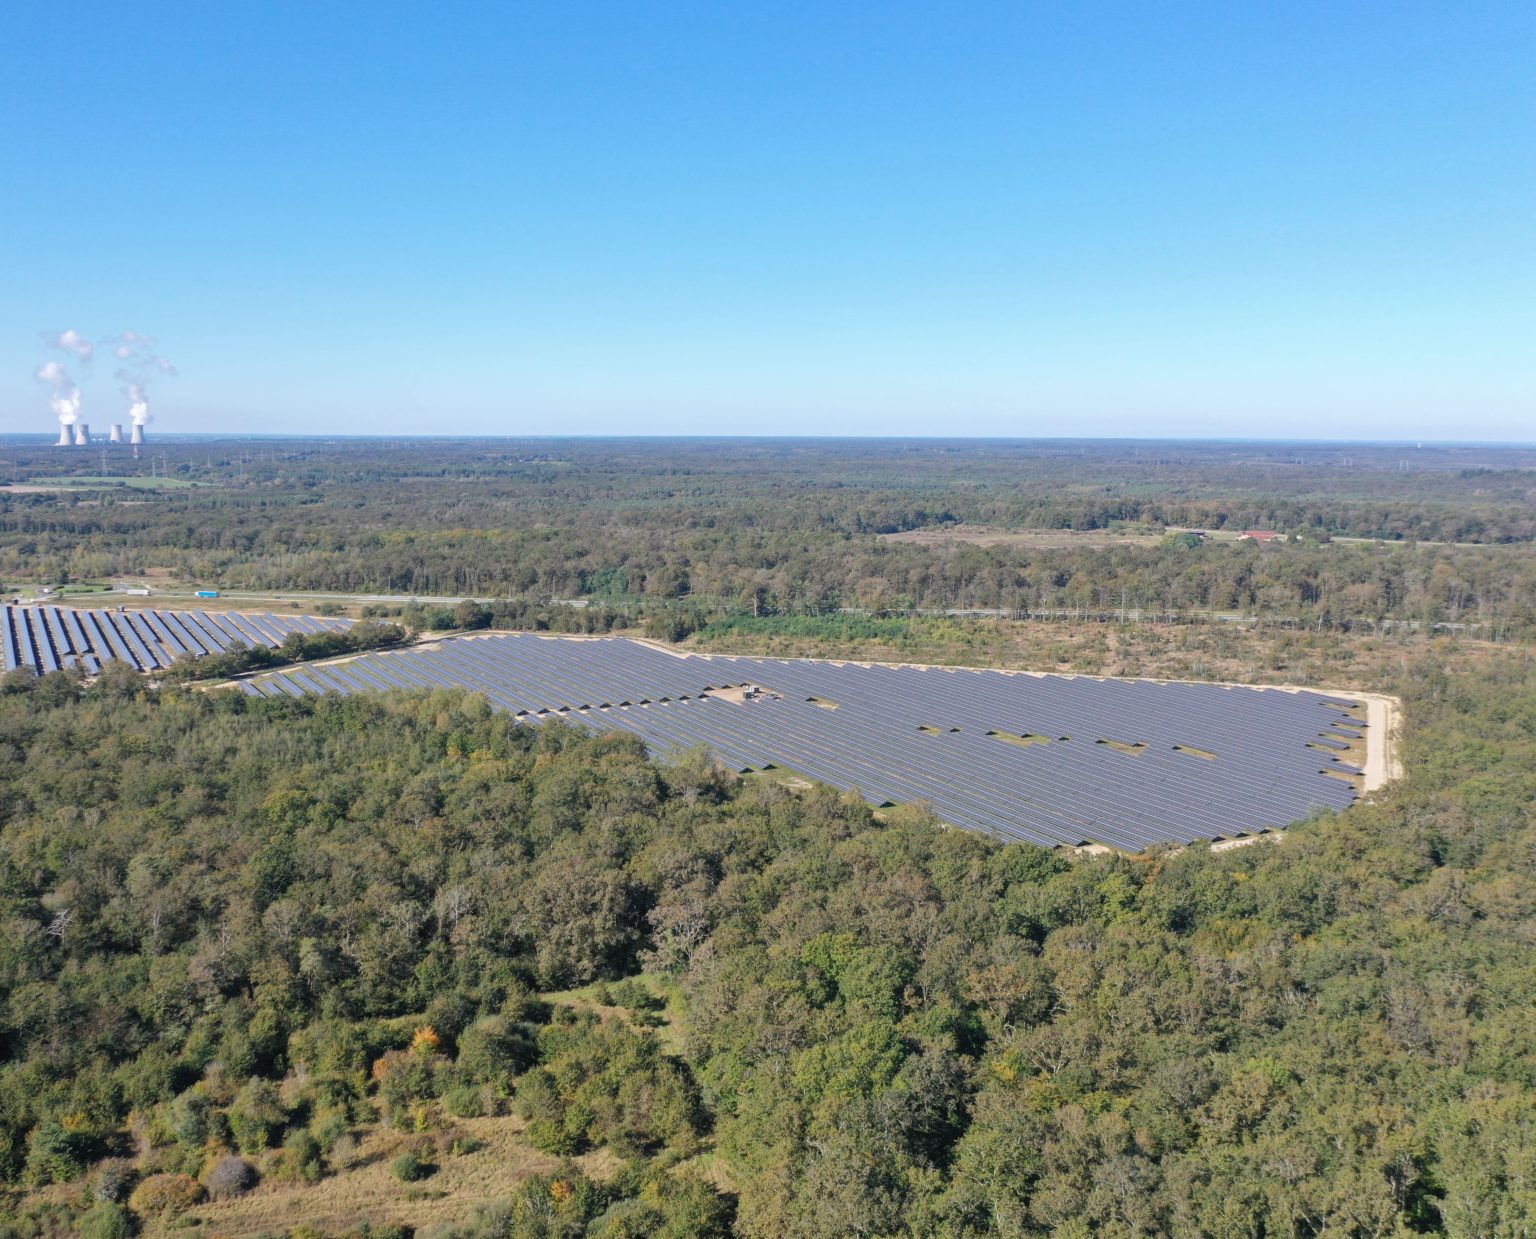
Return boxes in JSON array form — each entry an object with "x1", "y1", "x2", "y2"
[
  {"x1": 237, "y1": 634, "x2": 1365, "y2": 848},
  {"x1": 1, "y1": 604, "x2": 352, "y2": 674}
]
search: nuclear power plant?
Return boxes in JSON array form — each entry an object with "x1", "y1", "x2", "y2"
[
  {"x1": 49, "y1": 417, "x2": 149, "y2": 448},
  {"x1": 36, "y1": 328, "x2": 171, "y2": 448}
]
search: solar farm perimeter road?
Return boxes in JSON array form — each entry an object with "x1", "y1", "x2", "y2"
[{"x1": 237, "y1": 633, "x2": 1368, "y2": 851}]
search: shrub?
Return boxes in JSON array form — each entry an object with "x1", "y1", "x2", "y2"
[
  {"x1": 608, "y1": 978, "x2": 662, "y2": 1012},
  {"x1": 0, "y1": 668, "x2": 38, "y2": 695},
  {"x1": 525, "y1": 1117, "x2": 581, "y2": 1156},
  {"x1": 514, "y1": 1021, "x2": 704, "y2": 1156},
  {"x1": 205, "y1": 1153, "x2": 257, "y2": 1199},
  {"x1": 76, "y1": 1201, "x2": 134, "y2": 1239},
  {"x1": 372, "y1": 1047, "x2": 452, "y2": 1124},
  {"x1": 390, "y1": 1147, "x2": 436, "y2": 1182},
  {"x1": 456, "y1": 1015, "x2": 537, "y2": 1088},
  {"x1": 228, "y1": 1077, "x2": 286, "y2": 1152},
  {"x1": 128, "y1": 1172, "x2": 206, "y2": 1219},
  {"x1": 511, "y1": 1067, "x2": 562, "y2": 1124},
  {"x1": 93, "y1": 1158, "x2": 138, "y2": 1203},
  {"x1": 24, "y1": 1118, "x2": 87, "y2": 1185},
  {"x1": 499, "y1": 980, "x2": 551, "y2": 1024},
  {"x1": 586, "y1": 1174, "x2": 734, "y2": 1238},
  {"x1": 277, "y1": 1128, "x2": 325, "y2": 1184},
  {"x1": 170, "y1": 1085, "x2": 221, "y2": 1148},
  {"x1": 328, "y1": 1132, "x2": 362, "y2": 1170},
  {"x1": 310, "y1": 1108, "x2": 350, "y2": 1152},
  {"x1": 424, "y1": 991, "x2": 477, "y2": 1041},
  {"x1": 443, "y1": 1084, "x2": 485, "y2": 1118}
]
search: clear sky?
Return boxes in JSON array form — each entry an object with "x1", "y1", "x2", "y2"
[{"x1": 2, "y1": 1, "x2": 1532, "y2": 439}]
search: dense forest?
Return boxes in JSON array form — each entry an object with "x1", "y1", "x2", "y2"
[
  {"x1": 3, "y1": 439, "x2": 1536, "y2": 635},
  {"x1": 0, "y1": 632, "x2": 1533, "y2": 1236}
]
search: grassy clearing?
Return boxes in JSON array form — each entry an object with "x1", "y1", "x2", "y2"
[
  {"x1": 743, "y1": 765, "x2": 818, "y2": 793},
  {"x1": 671, "y1": 1149, "x2": 740, "y2": 1196},
  {"x1": 152, "y1": 1114, "x2": 621, "y2": 1238},
  {"x1": 542, "y1": 973, "x2": 688, "y2": 1058},
  {"x1": 26, "y1": 989, "x2": 677, "y2": 1237}
]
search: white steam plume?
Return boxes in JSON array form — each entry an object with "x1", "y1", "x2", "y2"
[
  {"x1": 111, "y1": 331, "x2": 175, "y2": 425},
  {"x1": 42, "y1": 329, "x2": 95, "y2": 363},
  {"x1": 125, "y1": 381, "x2": 150, "y2": 425},
  {"x1": 35, "y1": 359, "x2": 82, "y2": 424}
]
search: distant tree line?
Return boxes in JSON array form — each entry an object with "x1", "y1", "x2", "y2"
[{"x1": 2, "y1": 440, "x2": 1535, "y2": 636}]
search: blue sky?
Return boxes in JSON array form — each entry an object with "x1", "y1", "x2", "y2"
[{"x1": 2, "y1": 2, "x2": 1532, "y2": 438}]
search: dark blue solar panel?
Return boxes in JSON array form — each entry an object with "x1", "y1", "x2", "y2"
[
  {"x1": 237, "y1": 633, "x2": 1371, "y2": 849},
  {"x1": 0, "y1": 605, "x2": 356, "y2": 676}
]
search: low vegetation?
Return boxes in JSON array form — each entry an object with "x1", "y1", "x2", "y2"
[{"x1": 159, "y1": 619, "x2": 408, "y2": 681}]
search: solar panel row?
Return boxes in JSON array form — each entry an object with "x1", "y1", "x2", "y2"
[
  {"x1": 1, "y1": 604, "x2": 352, "y2": 674},
  {"x1": 239, "y1": 634, "x2": 1367, "y2": 849}
]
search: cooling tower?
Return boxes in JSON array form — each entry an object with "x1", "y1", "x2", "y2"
[
  {"x1": 56, "y1": 425, "x2": 72, "y2": 446},
  {"x1": 130, "y1": 424, "x2": 145, "y2": 446},
  {"x1": 109, "y1": 424, "x2": 124, "y2": 443},
  {"x1": 73, "y1": 423, "x2": 90, "y2": 446}
]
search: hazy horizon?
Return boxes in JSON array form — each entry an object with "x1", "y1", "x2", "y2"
[{"x1": 4, "y1": 431, "x2": 1533, "y2": 450}]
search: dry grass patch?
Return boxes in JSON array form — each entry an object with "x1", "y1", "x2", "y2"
[
  {"x1": 687, "y1": 612, "x2": 1498, "y2": 699},
  {"x1": 149, "y1": 1115, "x2": 618, "y2": 1238},
  {"x1": 986, "y1": 729, "x2": 1053, "y2": 748},
  {"x1": 1172, "y1": 744, "x2": 1218, "y2": 760}
]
